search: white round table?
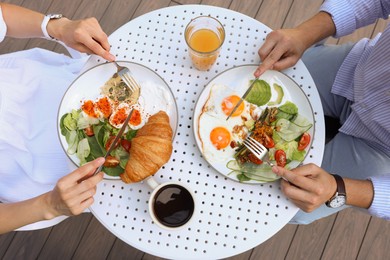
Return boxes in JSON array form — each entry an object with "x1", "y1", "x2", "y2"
[{"x1": 85, "y1": 5, "x2": 325, "y2": 259}]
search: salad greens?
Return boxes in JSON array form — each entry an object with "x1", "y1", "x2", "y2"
[
  {"x1": 228, "y1": 99, "x2": 313, "y2": 183},
  {"x1": 60, "y1": 109, "x2": 137, "y2": 176}
]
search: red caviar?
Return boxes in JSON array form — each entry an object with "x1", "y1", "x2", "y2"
[
  {"x1": 111, "y1": 107, "x2": 128, "y2": 125},
  {"x1": 129, "y1": 109, "x2": 142, "y2": 126},
  {"x1": 96, "y1": 97, "x2": 112, "y2": 118},
  {"x1": 81, "y1": 100, "x2": 97, "y2": 118}
]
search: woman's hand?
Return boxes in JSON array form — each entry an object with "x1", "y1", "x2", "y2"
[
  {"x1": 44, "y1": 157, "x2": 105, "y2": 219},
  {"x1": 48, "y1": 17, "x2": 115, "y2": 61},
  {"x1": 272, "y1": 163, "x2": 337, "y2": 212}
]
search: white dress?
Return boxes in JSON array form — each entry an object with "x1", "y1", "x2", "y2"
[{"x1": 0, "y1": 7, "x2": 88, "y2": 203}]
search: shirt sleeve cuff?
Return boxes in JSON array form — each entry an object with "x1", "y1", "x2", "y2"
[
  {"x1": 0, "y1": 6, "x2": 6, "y2": 42},
  {"x1": 368, "y1": 176, "x2": 390, "y2": 220},
  {"x1": 320, "y1": 0, "x2": 356, "y2": 38}
]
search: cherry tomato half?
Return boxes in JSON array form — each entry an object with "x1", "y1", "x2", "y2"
[
  {"x1": 84, "y1": 126, "x2": 94, "y2": 137},
  {"x1": 263, "y1": 134, "x2": 275, "y2": 148},
  {"x1": 248, "y1": 153, "x2": 263, "y2": 165},
  {"x1": 105, "y1": 136, "x2": 119, "y2": 151},
  {"x1": 121, "y1": 139, "x2": 132, "y2": 152},
  {"x1": 275, "y1": 149, "x2": 287, "y2": 167},
  {"x1": 298, "y1": 132, "x2": 311, "y2": 151}
]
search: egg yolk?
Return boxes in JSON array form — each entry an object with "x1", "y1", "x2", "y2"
[
  {"x1": 210, "y1": 127, "x2": 231, "y2": 150},
  {"x1": 129, "y1": 109, "x2": 142, "y2": 126},
  {"x1": 221, "y1": 95, "x2": 245, "y2": 117}
]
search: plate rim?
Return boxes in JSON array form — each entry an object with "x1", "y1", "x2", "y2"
[
  {"x1": 57, "y1": 60, "x2": 179, "y2": 179},
  {"x1": 192, "y1": 64, "x2": 316, "y2": 184}
]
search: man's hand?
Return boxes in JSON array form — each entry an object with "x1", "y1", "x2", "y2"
[
  {"x1": 254, "y1": 12, "x2": 336, "y2": 78},
  {"x1": 254, "y1": 28, "x2": 307, "y2": 78},
  {"x1": 272, "y1": 163, "x2": 337, "y2": 212}
]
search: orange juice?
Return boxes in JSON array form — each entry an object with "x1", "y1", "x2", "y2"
[
  {"x1": 189, "y1": 29, "x2": 221, "y2": 53},
  {"x1": 185, "y1": 16, "x2": 225, "y2": 71}
]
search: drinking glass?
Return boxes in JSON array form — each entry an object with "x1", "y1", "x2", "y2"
[{"x1": 185, "y1": 16, "x2": 225, "y2": 71}]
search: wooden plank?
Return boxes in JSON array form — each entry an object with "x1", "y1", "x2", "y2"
[
  {"x1": 230, "y1": 0, "x2": 263, "y2": 18},
  {"x1": 98, "y1": 0, "x2": 143, "y2": 36},
  {"x1": 142, "y1": 253, "x2": 167, "y2": 260},
  {"x1": 1, "y1": 1, "x2": 390, "y2": 260},
  {"x1": 201, "y1": 0, "x2": 232, "y2": 8},
  {"x1": 357, "y1": 216, "x2": 390, "y2": 260},
  {"x1": 132, "y1": 0, "x2": 171, "y2": 19},
  {"x1": 25, "y1": 0, "x2": 84, "y2": 56},
  {"x1": 174, "y1": 0, "x2": 201, "y2": 4},
  {"x1": 72, "y1": 216, "x2": 117, "y2": 259},
  {"x1": 0, "y1": 232, "x2": 15, "y2": 259},
  {"x1": 107, "y1": 238, "x2": 145, "y2": 260},
  {"x1": 52, "y1": 0, "x2": 113, "y2": 54},
  {"x1": 37, "y1": 214, "x2": 93, "y2": 259},
  {"x1": 224, "y1": 249, "x2": 252, "y2": 260},
  {"x1": 250, "y1": 224, "x2": 298, "y2": 259},
  {"x1": 283, "y1": 0, "x2": 322, "y2": 28},
  {"x1": 322, "y1": 208, "x2": 371, "y2": 260},
  {"x1": 0, "y1": 0, "x2": 54, "y2": 54},
  {"x1": 254, "y1": 0, "x2": 294, "y2": 30},
  {"x1": 2, "y1": 228, "x2": 52, "y2": 260},
  {"x1": 285, "y1": 214, "x2": 337, "y2": 259}
]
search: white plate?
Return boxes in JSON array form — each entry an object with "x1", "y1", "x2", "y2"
[
  {"x1": 193, "y1": 65, "x2": 315, "y2": 183},
  {"x1": 57, "y1": 61, "x2": 178, "y2": 179}
]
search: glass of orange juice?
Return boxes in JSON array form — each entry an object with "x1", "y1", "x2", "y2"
[{"x1": 185, "y1": 16, "x2": 225, "y2": 71}]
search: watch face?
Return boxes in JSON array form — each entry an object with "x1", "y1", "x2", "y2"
[{"x1": 329, "y1": 195, "x2": 346, "y2": 208}]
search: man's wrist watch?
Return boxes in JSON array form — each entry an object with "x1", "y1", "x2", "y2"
[
  {"x1": 41, "y1": 14, "x2": 63, "y2": 40},
  {"x1": 325, "y1": 174, "x2": 346, "y2": 208}
]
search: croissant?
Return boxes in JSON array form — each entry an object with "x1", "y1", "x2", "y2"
[{"x1": 120, "y1": 111, "x2": 173, "y2": 183}]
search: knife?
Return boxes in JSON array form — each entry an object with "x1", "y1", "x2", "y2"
[
  {"x1": 93, "y1": 108, "x2": 134, "y2": 175},
  {"x1": 226, "y1": 77, "x2": 259, "y2": 120}
]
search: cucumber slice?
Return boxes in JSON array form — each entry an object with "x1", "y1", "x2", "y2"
[
  {"x1": 226, "y1": 160, "x2": 280, "y2": 182},
  {"x1": 275, "y1": 118, "x2": 312, "y2": 141}
]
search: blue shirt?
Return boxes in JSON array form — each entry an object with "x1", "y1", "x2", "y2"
[{"x1": 320, "y1": 0, "x2": 390, "y2": 219}]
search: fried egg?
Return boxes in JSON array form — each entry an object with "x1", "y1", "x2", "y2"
[
  {"x1": 198, "y1": 84, "x2": 253, "y2": 163},
  {"x1": 198, "y1": 114, "x2": 236, "y2": 162}
]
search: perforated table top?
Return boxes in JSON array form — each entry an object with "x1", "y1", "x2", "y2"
[{"x1": 85, "y1": 5, "x2": 325, "y2": 259}]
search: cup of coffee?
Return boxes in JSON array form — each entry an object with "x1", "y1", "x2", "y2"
[
  {"x1": 145, "y1": 176, "x2": 195, "y2": 230},
  {"x1": 184, "y1": 15, "x2": 225, "y2": 71}
]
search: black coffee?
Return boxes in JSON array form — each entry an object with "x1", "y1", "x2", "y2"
[{"x1": 152, "y1": 184, "x2": 195, "y2": 228}]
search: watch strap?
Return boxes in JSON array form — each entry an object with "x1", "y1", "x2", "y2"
[
  {"x1": 333, "y1": 174, "x2": 346, "y2": 196},
  {"x1": 325, "y1": 174, "x2": 346, "y2": 207},
  {"x1": 41, "y1": 14, "x2": 63, "y2": 40}
]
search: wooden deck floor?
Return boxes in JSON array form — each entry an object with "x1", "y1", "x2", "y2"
[{"x1": 1, "y1": 0, "x2": 390, "y2": 259}]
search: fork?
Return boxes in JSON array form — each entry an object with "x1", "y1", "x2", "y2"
[
  {"x1": 243, "y1": 136, "x2": 274, "y2": 167},
  {"x1": 243, "y1": 136, "x2": 293, "y2": 182},
  {"x1": 113, "y1": 61, "x2": 141, "y2": 95}
]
